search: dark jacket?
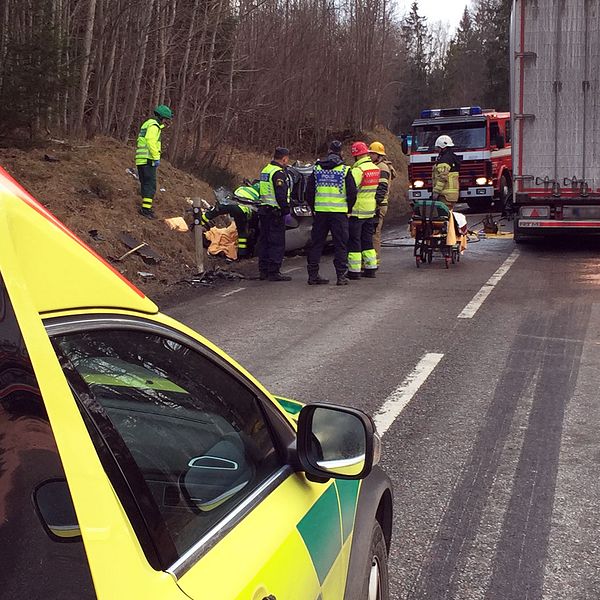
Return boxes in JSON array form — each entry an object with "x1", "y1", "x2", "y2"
[
  {"x1": 270, "y1": 161, "x2": 290, "y2": 213},
  {"x1": 305, "y1": 153, "x2": 358, "y2": 211}
]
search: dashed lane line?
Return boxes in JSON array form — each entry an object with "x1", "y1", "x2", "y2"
[
  {"x1": 373, "y1": 353, "x2": 444, "y2": 436},
  {"x1": 457, "y1": 250, "x2": 520, "y2": 319},
  {"x1": 221, "y1": 287, "x2": 246, "y2": 298}
]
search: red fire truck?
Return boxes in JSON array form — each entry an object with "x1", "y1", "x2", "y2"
[{"x1": 406, "y1": 106, "x2": 512, "y2": 211}]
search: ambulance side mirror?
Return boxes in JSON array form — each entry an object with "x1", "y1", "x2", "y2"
[
  {"x1": 401, "y1": 139, "x2": 409, "y2": 155},
  {"x1": 296, "y1": 404, "x2": 380, "y2": 481}
]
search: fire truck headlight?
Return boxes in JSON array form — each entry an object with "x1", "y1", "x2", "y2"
[
  {"x1": 413, "y1": 180, "x2": 425, "y2": 188},
  {"x1": 476, "y1": 177, "x2": 488, "y2": 186}
]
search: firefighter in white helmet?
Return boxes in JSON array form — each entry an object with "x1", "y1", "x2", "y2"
[{"x1": 431, "y1": 135, "x2": 460, "y2": 208}]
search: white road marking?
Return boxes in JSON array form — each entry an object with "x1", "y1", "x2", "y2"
[
  {"x1": 221, "y1": 287, "x2": 245, "y2": 297},
  {"x1": 373, "y1": 353, "x2": 444, "y2": 436},
  {"x1": 282, "y1": 267, "x2": 302, "y2": 274},
  {"x1": 458, "y1": 250, "x2": 520, "y2": 319}
]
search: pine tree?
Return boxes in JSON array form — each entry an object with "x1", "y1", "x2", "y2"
[
  {"x1": 443, "y1": 7, "x2": 486, "y2": 105},
  {"x1": 472, "y1": 0, "x2": 511, "y2": 110},
  {"x1": 393, "y1": 1, "x2": 434, "y2": 131},
  {"x1": 0, "y1": 0, "x2": 66, "y2": 138}
]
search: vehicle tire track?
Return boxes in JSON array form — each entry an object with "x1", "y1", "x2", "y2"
[{"x1": 406, "y1": 302, "x2": 589, "y2": 600}]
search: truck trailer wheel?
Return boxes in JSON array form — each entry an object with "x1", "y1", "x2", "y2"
[
  {"x1": 513, "y1": 229, "x2": 526, "y2": 244},
  {"x1": 499, "y1": 174, "x2": 511, "y2": 207}
]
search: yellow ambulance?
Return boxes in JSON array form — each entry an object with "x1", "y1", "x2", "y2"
[{"x1": 0, "y1": 167, "x2": 392, "y2": 600}]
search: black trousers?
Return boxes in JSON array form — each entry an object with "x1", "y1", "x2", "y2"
[
  {"x1": 258, "y1": 208, "x2": 286, "y2": 275},
  {"x1": 307, "y1": 212, "x2": 349, "y2": 276},
  {"x1": 137, "y1": 163, "x2": 157, "y2": 206},
  {"x1": 348, "y1": 217, "x2": 375, "y2": 253},
  {"x1": 348, "y1": 217, "x2": 377, "y2": 272}
]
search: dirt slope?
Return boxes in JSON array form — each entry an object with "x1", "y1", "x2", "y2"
[{"x1": 0, "y1": 137, "x2": 242, "y2": 301}]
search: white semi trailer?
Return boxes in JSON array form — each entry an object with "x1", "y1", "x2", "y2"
[{"x1": 511, "y1": 0, "x2": 600, "y2": 241}]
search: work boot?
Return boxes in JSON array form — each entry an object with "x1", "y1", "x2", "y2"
[
  {"x1": 336, "y1": 275, "x2": 349, "y2": 286},
  {"x1": 347, "y1": 272, "x2": 361, "y2": 280},
  {"x1": 362, "y1": 269, "x2": 376, "y2": 278},
  {"x1": 308, "y1": 275, "x2": 329, "y2": 285},
  {"x1": 268, "y1": 272, "x2": 292, "y2": 282},
  {"x1": 139, "y1": 207, "x2": 156, "y2": 220}
]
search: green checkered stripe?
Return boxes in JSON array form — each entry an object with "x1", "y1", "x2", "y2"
[{"x1": 296, "y1": 480, "x2": 360, "y2": 591}]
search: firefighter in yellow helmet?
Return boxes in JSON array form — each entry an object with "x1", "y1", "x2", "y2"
[
  {"x1": 431, "y1": 135, "x2": 460, "y2": 208},
  {"x1": 135, "y1": 104, "x2": 173, "y2": 219},
  {"x1": 369, "y1": 141, "x2": 396, "y2": 260}
]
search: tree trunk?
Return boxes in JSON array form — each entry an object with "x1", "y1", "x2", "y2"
[
  {"x1": 119, "y1": 0, "x2": 156, "y2": 142},
  {"x1": 74, "y1": 0, "x2": 97, "y2": 137}
]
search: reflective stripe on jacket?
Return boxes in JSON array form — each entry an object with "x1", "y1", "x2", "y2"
[
  {"x1": 314, "y1": 164, "x2": 350, "y2": 213},
  {"x1": 238, "y1": 204, "x2": 255, "y2": 217},
  {"x1": 432, "y1": 149, "x2": 460, "y2": 203},
  {"x1": 259, "y1": 163, "x2": 284, "y2": 207},
  {"x1": 135, "y1": 118, "x2": 163, "y2": 165},
  {"x1": 234, "y1": 185, "x2": 260, "y2": 203},
  {"x1": 350, "y1": 156, "x2": 380, "y2": 218}
]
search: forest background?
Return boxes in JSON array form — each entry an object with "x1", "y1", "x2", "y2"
[{"x1": 0, "y1": 0, "x2": 511, "y2": 168}]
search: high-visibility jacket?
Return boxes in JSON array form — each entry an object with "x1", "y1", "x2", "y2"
[
  {"x1": 234, "y1": 184, "x2": 260, "y2": 203},
  {"x1": 259, "y1": 163, "x2": 289, "y2": 208},
  {"x1": 350, "y1": 156, "x2": 380, "y2": 219},
  {"x1": 135, "y1": 118, "x2": 163, "y2": 165},
  {"x1": 314, "y1": 164, "x2": 350, "y2": 213},
  {"x1": 238, "y1": 203, "x2": 255, "y2": 218},
  {"x1": 432, "y1": 149, "x2": 460, "y2": 204}
]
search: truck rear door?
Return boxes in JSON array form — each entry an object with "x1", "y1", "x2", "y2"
[{"x1": 512, "y1": 0, "x2": 600, "y2": 233}]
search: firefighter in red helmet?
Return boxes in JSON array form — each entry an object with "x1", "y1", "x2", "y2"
[{"x1": 347, "y1": 142, "x2": 380, "y2": 279}]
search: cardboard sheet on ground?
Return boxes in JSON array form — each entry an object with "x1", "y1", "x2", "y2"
[
  {"x1": 164, "y1": 216, "x2": 189, "y2": 232},
  {"x1": 204, "y1": 222, "x2": 238, "y2": 260}
]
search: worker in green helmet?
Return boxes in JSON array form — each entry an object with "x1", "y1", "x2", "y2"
[{"x1": 135, "y1": 104, "x2": 173, "y2": 219}]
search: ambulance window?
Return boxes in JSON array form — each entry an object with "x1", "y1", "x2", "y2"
[
  {"x1": 53, "y1": 328, "x2": 283, "y2": 558},
  {"x1": 0, "y1": 277, "x2": 95, "y2": 599}
]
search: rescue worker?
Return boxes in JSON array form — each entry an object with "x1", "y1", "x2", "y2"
[
  {"x1": 369, "y1": 141, "x2": 397, "y2": 260},
  {"x1": 305, "y1": 140, "x2": 357, "y2": 286},
  {"x1": 257, "y1": 147, "x2": 291, "y2": 281},
  {"x1": 200, "y1": 182, "x2": 259, "y2": 257},
  {"x1": 348, "y1": 141, "x2": 380, "y2": 279},
  {"x1": 431, "y1": 135, "x2": 460, "y2": 208},
  {"x1": 232, "y1": 181, "x2": 260, "y2": 255},
  {"x1": 135, "y1": 104, "x2": 173, "y2": 219}
]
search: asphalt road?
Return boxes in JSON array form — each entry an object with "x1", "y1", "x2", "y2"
[{"x1": 166, "y1": 213, "x2": 600, "y2": 600}]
